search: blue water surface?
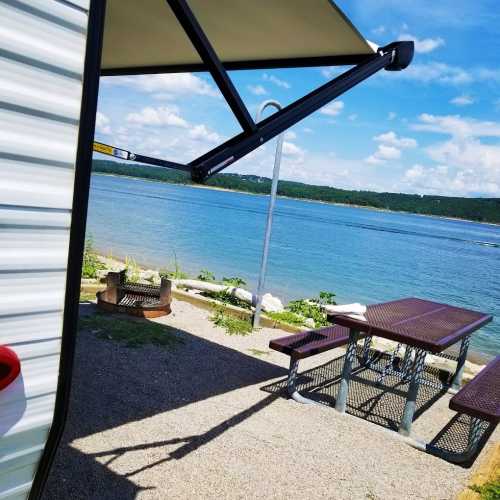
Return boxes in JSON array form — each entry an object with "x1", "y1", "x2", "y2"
[{"x1": 87, "y1": 174, "x2": 500, "y2": 356}]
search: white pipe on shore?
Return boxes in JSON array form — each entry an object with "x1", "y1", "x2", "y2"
[{"x1": 172, "y1": 279, "x2": 284, "y2": 313}]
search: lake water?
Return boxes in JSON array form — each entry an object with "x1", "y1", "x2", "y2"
[{"x1": 87, "y1": 174, "x2": 500, "y2": 356}]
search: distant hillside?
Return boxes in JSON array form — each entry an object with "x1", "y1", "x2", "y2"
[{"x1": 92, "y1": 160, "x2": 500, "y2": 224}]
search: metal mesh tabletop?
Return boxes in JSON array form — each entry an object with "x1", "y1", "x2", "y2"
[{"x1": 332, "y1": 298, "x2": 492, "y2": 353}]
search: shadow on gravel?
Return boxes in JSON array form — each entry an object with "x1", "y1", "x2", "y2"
[
  {"x1": 42, "y1": 306, "x2": 286, "y2": 500},
  {"x1": 262, "y1": 351, "x2": 448, "y2": 430},
  {"x1": 262, "y1": 352, "x2": 492, "y2": 466}
]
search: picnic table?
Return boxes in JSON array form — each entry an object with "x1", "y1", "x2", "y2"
[{"x1": 331, "y1": 298, "x2": 492, "y2": 436}]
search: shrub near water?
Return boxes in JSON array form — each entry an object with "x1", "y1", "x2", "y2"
[
  {"x1": 210, "y1": 306, "x2": 253, "y2": 336},
  {"x1": 82, "y1": 238, "x2": 105, "y2": 279}
]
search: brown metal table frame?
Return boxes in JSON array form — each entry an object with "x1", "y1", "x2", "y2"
[{"x1": 332, "y1": 298, "x2": 492, "y2": 436}]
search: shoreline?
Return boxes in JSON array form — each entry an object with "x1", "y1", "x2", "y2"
[
  {"x1": 87, "y1": 251, "x2": 493, "y2": 365},
  {"x1": 92, "y1": 172, "x2": 500, "y2": 227}
]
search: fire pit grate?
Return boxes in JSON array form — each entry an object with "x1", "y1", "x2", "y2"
[{"x1": 96, "y1": 270, "x2": 172, "y2": 318}]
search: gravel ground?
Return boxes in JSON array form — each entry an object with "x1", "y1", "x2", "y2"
[{"x1": 42, "y1": 300, "x2": 498, "y2": 500}]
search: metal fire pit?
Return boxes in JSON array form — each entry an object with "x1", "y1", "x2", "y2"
[{"x1": 96, "y1": 270, "x2": 172, "y2": 318}]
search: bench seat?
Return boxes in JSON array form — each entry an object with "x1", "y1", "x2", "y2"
[
  {"x1": 269, "y1": 325, "x2": 353, "y2": 359},
  {"x1": 449, "y1": 355, "x2": 500, "y2": 423}
]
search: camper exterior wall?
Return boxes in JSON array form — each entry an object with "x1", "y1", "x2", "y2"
[{"x1": 0, "y1": 1, "x2": 90, "y2": 498}]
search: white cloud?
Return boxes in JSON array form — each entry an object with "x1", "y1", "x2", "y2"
[
  {"x1": 372, "y1": 25, "x2": 386, "y2": 35},
  {"x1": 450, "y1": 95, "x2": 475, "y2": 106},
  {"x1": 366, "y1": 144, "x2": 402, "y2": 164},
  {"x1": 348, "y1": 114, "x2": 358, "y2": 121},
  {"x1": 188, "y1": 124, "x2": 220, "y2": 143},
  {"x1": 320, "y1": 101, "x2": 344, "y2": 117},
  {"x1": 388, "y1": 62, "x2": 500, "y2": 87},
  {"x1": 391, "y1": 62, "x2": 472, "y2": 85},
  {"x1": 399, "y1": 33, "x2": 445, "y2": 53},
  {"x1": 126, "y1": 106, "x2": 188, "y2": 128},
  {"x1": 95, "y1": 112, "x2": 111, "y2": 135},
  {"x1": 284, "y1": 131, "x2": 297, "y2": 140},
  {"x1": 366, "y1": 131, "x2": 416, "y2": 165},
  {"x1": 103, "y1": 73, "x2": 219, "y2": 98},
  {"x1": 403, "y1": 157, "x2": 499, "y2": 196},
  {"x1": 303, "y1": 127, "x2": 313, "y2": 134},
  {"x1": 247, "y1": 84, "x2": 268, "y2": 96},
  {"x1": 404, "y1": 113, "x2": 500, "y2": 196},
  {"x1": 477, "y1": 68, "x2": 500, "y2": 83},
  {"x1": 388, "y1": 112, "x2": 397, "y2": 121},
  {"x1": 374, "y1": 131, "x2": 417, "y2": 148},
  {"x1": 282, "y1": 141, "x2": 305, "y2": 163},
  {"x1": 413, "y1": 113, "x2": 500, "y2": 138},
  {"x1": 262, "y1": 73, "x2": 290, "y2": 89}
]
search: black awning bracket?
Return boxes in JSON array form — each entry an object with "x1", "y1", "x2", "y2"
[
  {"x1": 96, "y1": 0, "x2": 414, "y2": 183},
  {"x1": 166, "y1": 0, "x2": 256, "y2": 135}
]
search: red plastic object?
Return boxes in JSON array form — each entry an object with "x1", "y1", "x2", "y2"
[{"x1": 0, "y1": 346, "x2": 21, "y2": 391}]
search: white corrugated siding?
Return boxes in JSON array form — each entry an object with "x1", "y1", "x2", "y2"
[{"x1": 0, "y1": 0, "x2": 90, "y2": 498}]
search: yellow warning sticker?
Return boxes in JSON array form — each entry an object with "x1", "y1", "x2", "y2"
[
  {"x1": 93, "y1": 142, "x2": 114, "y2": 155},
  {"x1": 93, "y1": 142, "x2": 129, "y2": 160}
]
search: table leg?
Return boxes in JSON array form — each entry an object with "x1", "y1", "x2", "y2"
[
  {"x1": 361, "y1": 335, "x2": 373, "y2": 366},
  {"x1": 401, "y1": 346, "x2": 414, "y2": 381},
  {"x1": 450, "y1": 336, "x2": 470, "y2": 391},
  {"x1": 335, "y1": 328, "x2": 360, "y2": 413},
  {"x1": 399, "y1": 348, "x2": 426, "y2": 436}
]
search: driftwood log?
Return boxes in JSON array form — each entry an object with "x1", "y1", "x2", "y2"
[{"x1": 172, "y1": 279, "x2": 284, "y2": 313}]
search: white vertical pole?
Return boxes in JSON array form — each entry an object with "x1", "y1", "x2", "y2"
[{"x1": 253, "y1": 100, "x2": 284, "y2": 328}]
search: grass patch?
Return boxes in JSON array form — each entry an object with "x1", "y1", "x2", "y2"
[
  {"x1": 266, "y1": 310, "x2": 306, "y2": 326},
  {"x1": 248, "y1": 348, "x2": 270, "y2": 357},
  {"x1": 79, "y1": 313, "x2": 182, "y2": 348},
  {"x1": 470, "y1": 478, "x2": 500, "y2": 500},
  {"x1": 210, "y1": 306, "x2": 253, "y2": 336},
  {"x1": 79, "y1": 291, "x2": 97, "y2": 302}
]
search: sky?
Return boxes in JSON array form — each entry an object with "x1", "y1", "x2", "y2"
[{"x1": 95, "y1": 0, "x2": 500, "y2": 198}]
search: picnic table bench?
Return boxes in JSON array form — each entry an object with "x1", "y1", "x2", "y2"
[
  {"x1": 427, "y1": 355, "x2": 499, "y2": 463},
  {"x1": 270, "y1": 324, "x2": 369, "y2": 403}
]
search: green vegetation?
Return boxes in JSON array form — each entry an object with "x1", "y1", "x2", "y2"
[
  {"x1": 267, "y1": 291, "x2": 336, "y2": 328},
  {"x1": 202, "y1": 289, "x2": 251, "y2": 310},
  {"x1": 222, "y1": 276, "x2": 247, "y2": 287},
  {"x1": 124, "y1": 256, "x2": 140, "y2": 283},
  {"x1": 79, "y1": 291, "x2": 97, "y2": 302},
  {"x1": 247, "y1": 348, "x2": 270, "y2": 357},
  {"x1": 197, "y1": 269, "x2": 216, "y2": 281},
  {"x1": 79, "y1": 313, "x2": 182, "y2": 348},
  {"x1": 82, "y1": 237, "x2": 106, "y2": 279},
  {"x1": 93, "y1": 160, "x2": 500, "y2": 224},
  {"x1": 159, "y1": 252, "x2": 189, "y2": 280},
  {"x1": 470, "y1": 478, "x2": 500, "y2": 500},
  {"x1": 210, "y1": 305, "x2": 253, "y2": 335},
  {"x1": 266, "y1": 310, "x2": 306, "y2": 326}
]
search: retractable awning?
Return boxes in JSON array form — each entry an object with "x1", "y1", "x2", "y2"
[
  {"x1": 101, "y1": 0, "x2": 376, "y2": 74},
  {"x1": 95, "y1": 0, "x2": 414, "y2": 181}
]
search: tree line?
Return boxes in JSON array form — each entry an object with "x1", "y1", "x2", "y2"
[{"x1": 93, "y1": 160, "x2": 500, "y2": 224}]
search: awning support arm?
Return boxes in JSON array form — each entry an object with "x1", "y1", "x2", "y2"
[
  {"x1": 93, "y1": 141, "x2": 191, "y2": 171},
  {"x1": 166, "y1": 0, "x2": 257, "y2": 135},
  {"x1": 94, "y1": 42, "x2": 413, "y2": 182},
  {"x1": 191, "y1": 42, "x2": 412, "y2": 181}
]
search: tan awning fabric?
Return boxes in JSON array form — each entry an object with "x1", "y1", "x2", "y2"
[{"x1": 101, "y1": 0, "x2": 375, "y2": 72}]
